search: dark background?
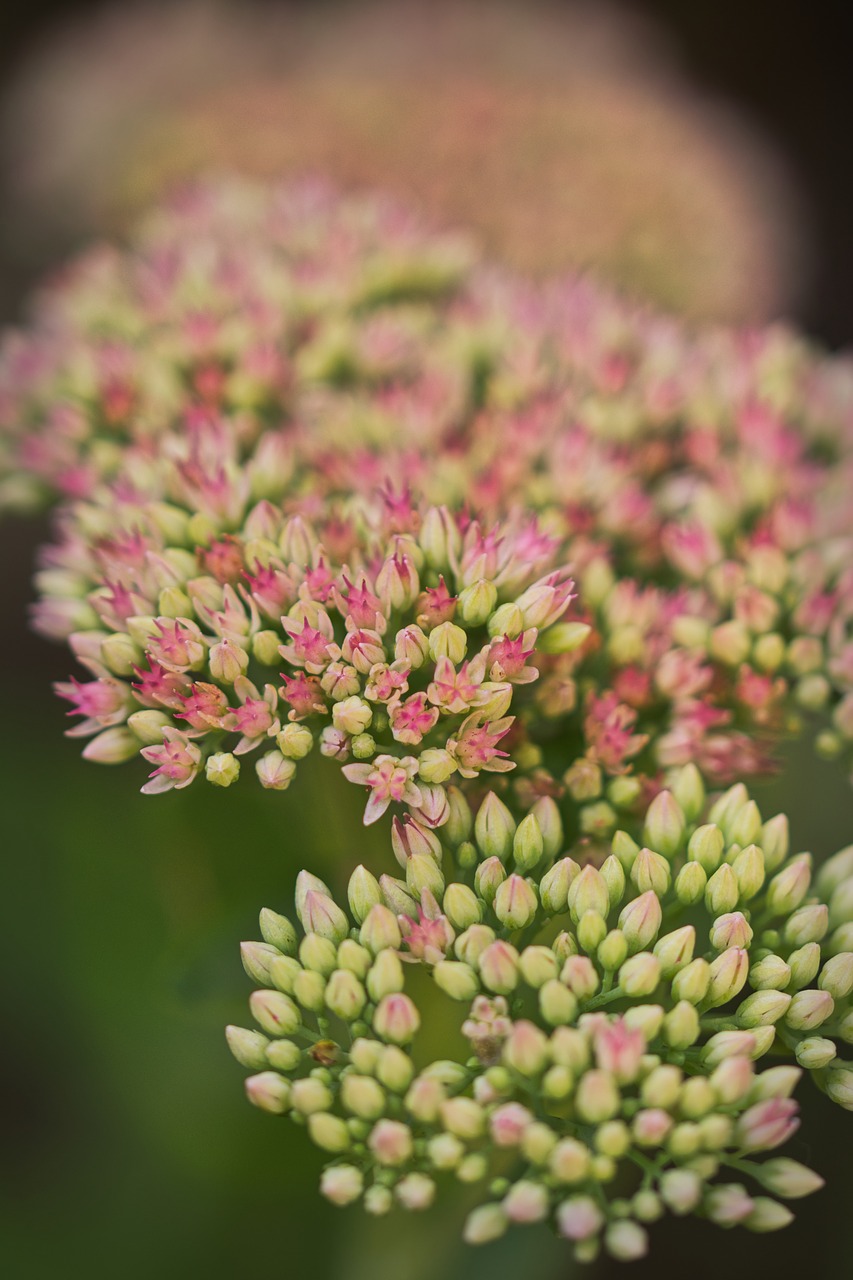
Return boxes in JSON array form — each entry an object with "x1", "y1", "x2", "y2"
[{"x1": 1, "y1": 3, "x2": 852, "y2": 1279}]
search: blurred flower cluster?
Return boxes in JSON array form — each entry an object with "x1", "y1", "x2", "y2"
[
  {"x1": 229, "y1": 774, "x2": 853, "y2": 1261},
  {"x1": 3, "y1": 176, "x2": 853, "y2": 1262}
]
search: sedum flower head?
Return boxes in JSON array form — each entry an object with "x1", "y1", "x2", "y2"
[{"x1": 228, "y1": 771, "x2": 852, "y2": 1262}]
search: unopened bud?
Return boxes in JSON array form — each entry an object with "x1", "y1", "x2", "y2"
[
  {"x1": 226, "y1": 1025, "x2": 270, "y2": 1069},
  {"x1": 245, "y1": 1071, "x2": 291, "y2": 1114},
  {"x1": 474, "y1": 856, "x2": 506, "y2": 905},
  {"x1": 359, "y1": 904, "x2": 402, "y2": 954},
  {"x1": 654, "y1": 926, "x2": 695, "y2": 977},
  {"x1": 674, "y1": 861, "x2": 707, "y2": 905},
  {"x1": 766, "y1": 856, "x2": 812, "y2": 916},
  {"x1": 795, "y1": 1036, "x2": 837, "y2": 1069},
  {"x1": 643, "y1": 790, "x2": 685, "y2": 858},
  {"x1": 688, "y1": 824, "x2": 725, "y2": 872},
  {"x1": 475, "y1": 792, "x2": 516, "y2": 862},
  {"x1": 568, "y1": 865, "x2": 609, "y2": 923},
  {"x1": 539, "y1": 857, "x2": 579, "y2": 914},
  {"x1": 618, "y1": 891, "x2": 662, "y2": 952}
]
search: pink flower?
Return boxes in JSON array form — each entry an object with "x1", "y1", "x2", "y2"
[
  {"x1": 280, "y1": 614, "x2": 334, "y2": 672},
  {"x1": 447, "y1": 715, "x2": 515, "y2": 778},
  {"x1": 279, "y1": 673, "x2": 327, "y2": 720},
  {"x1": 389, "y1": 693, "x2": 440, "y2": 745},
  {"x1": 139, "y1": 727, "x2": 202, "y2": 794},
  {"x1": 427, "y1": 654, "x2": 487, "y2": 713},
  {"x1": 341, "y1": 753, "x2": 422, "y2": 824},
  {"x1": 488, "y1": 632, "x2": 539, "y2": 684},
  {"x1": 490, "y1": 1102, "x2": 534, "y2": 1147},
  {"x1": 55, "y1": 676, "x2": 131, "y2": 737}
]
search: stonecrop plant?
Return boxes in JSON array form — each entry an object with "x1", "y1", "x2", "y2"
[{"x1": 3, "y1": 177, "x2": 853, "y2": 1264}]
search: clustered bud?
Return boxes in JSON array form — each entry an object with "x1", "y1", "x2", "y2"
[{"x1": 228, "y1": 774, "x2": 852, "y2": 1262}]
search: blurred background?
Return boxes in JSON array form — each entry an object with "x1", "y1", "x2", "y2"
[{"x1": 2, "y1": 2, "x2": 853, "y2": 1278}]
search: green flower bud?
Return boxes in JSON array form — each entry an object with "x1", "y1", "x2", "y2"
[
  {"x1": 268, "y1": 954, "x2": 301, "y2": 995},
  {"x1": 795, "y1": 1036, "x2": 837, "y2": 1069},
  {"x1": 428, "y1": 1132, "x2": 465, "y2": 1170},
  {"x1": 710, "y1": 911, "x2": 753, "y2": 951},
  {"x1": 674, "y1": 861, "x2": 707, "y2": 905},
  {"x1": 245, "y1": 1071, "x2": 291, "y2": 1114},
  {"x1": 662, "y1": 1001, "x2": 700, "y2": 1049},
  {"x1": 367, "y1": 950, "x2": 405, "y2": 1002},
  {"x1": 308, "y1": 1112, "x2": 351, "y2": 1152},
  {"x1": 522, "y1": 1122, "x2": 558, "y2": 1165},
  {"x1": 786, "y1": 989, "x2": 834, "y2": 1031},
  {"x1": 475, "y1": 792, "x2": 516, "y2": 862},
  {"x1": 512, "y1": 814, "x2": 545, "y2": 873},
  {"x1": 787, "y1": 942, "x2": 822, "y2": 990},
  {"x1": 708, "y1": 782, "x2": 749, "y2": 833},
  {"x1": 579, "y1": 801, "x2": 616, "y2": 837},
  {"x1": 441, "y1": 883, "x2": 481, "y2": 931},
  {"x1": 441, "y1": 1096, "x2": 486, "y2": 1139},
  {"x1": 550, "y1": 1027, "x2": 590, "y2": 1072},
  {"x1": 550, "y1": 1138, "x2": 592, "y2": 1182},
  {"x1": 266, "y1": 1039, "x2": 301, "y2": 1072},
  {"x1": 539, "y1": 980, "x2": 579, "y2": 1027},
  {"x1": 699, "y1": 1114, "x2": 733, "y2": 1151},
  {"x1": 347, "y1": 865, "x2": 382, "y2": 925},
  {"x1": 428, "y1": 620, "x2": 467, "y2": 664},
  {"x1": 568, "y1": 865, "x2": 609, "y2": 923},
  {"x1": 643, "y1": 790, "x2": 685, "y2": 858},
  {"x1": 537, "y1": 620, "x2": 591, "y2": 654},
  {"x1": 373, "y1": 993, "x2": 420, "y2": 1045},
  {"x1": 820, "y1": 951, "x2": 853, "y2": 999},
  {"x1": 455, "y1": 924, "x2": 496, "y2": 966},
  {"x1": 479, "y1": 941, "x2": 520, "y2": 994},
  {"x1": 291, "y1": 1077, "x2": 333, "y2": 1115},
  {"x1": 494, "y1": 874, "x2": 539, "y2": 929},
  {"x1": 600, "y1": 855, "x2": 627, "y2": 909},
  {"x1": 325, "y1": 970, "x2": 368, "y2": 1021},
  {"x1": 433, "y1": 960, "x2": 479, "y2": 1001},
  {"x1": 575, "y1": 1070, "x2": 621, "y2": 1123},
  {"x1": 733, "y1": 844, "x2": 765, "y2": 900},
  {"x1": 705, "y1": 864, "x2": 740, "y2": 915},
  {"x1": 829, "y1": 923, "x2": 853, "y2": 956},
  {"x1": 276, "y1": 722, "x2": 313, "y2": 759},
  {"x1": 577, "y1": 911, "x2": 608, "y2": 955},
  {"x1": 612, "y1": 831, "x2": 641, "y2": 874},
  {"x1": 226, "y1": 1025, "x2": 270, "y2": 1070},
  {"x1": 619, "y1": 952, "x2": 661, "y2": 997},
  {"x1": 126, "y1": 709, "x2": 172, "y2": 748},
  {"x1": 624, "y1": 1004, "x2": 665, "y2": 1040},
  {"x1": 360, "y1": 904, "x2": 402, "y2": 954},
  {"x1": 444, "y1": 785, "x2": 473, "y2": 845},
  {"x1": 553, "y1": 931, "x2": 579, "y2": 962},
  {"x1": 607, "y1": 776, "x2": 643, "y2": 809},
  {"x1": 749, "y1": 954, "x2": 792, "y2": 990},
  {"x1": 539, "y1": 857, "x2": 579, "y2": 914},
  {"x1": 531, "y1": 796, "x2": 564, "y2": 859},
  {"x1": 240, "y1": 941, "x2": 280, "y2": 985},
  {"x1": 816, "y1": 845, "x2": 853, "y2": 900},
  {"x1": 737, "y1": 990, "x2": 792, "y2": 1027},
  {"x1": 745, "y1": 1199, "x2": 795, "y2": 1233},
  {"x1": 456, "y1": 840, "x2": 478, "y2": 871},
  {"x1": 765, "y1": 856, "x2": 812, "y2": 916},
  {"x1": 259, "y1": 908, "x2": 299, "y2": 956},
  {"x1": 519, "y1": 946, "x2": 560, "y2": 988},
  {"x1": 666, "y1": 1122, "x2": 702, "y2": 1159},
  {"x1": 747, "y1": 1064, "x2": 801, "y2": 1102},
  {"x1": 298, "y1": 890, "x2": 349, "y2": 943},
  {"x1": 670, "y1": 763, "x2": 706, "y2": 823},
  {"x1": 618, "y1": 891, "x2": 662, "y2": 952},
  {"x1": 594, "y1": 1121, "x2": 630, "y2": 1159},
  {"x1": 598, "y1": 930, "x2": 629, "y2": 972},
  {"x1": 406, "y1": 852, "x2": 445, "y2": 898},
  {"x1": 688, "y1": 824, "x2": 724, "y2": 872},
  {"x1": 373, "y1": 1046, "x2": 413, "y2": 1094},
  {"x1": 756, "y1": 1158, "x2": 825, "y2": 1199},
  {"x1": 299, "y1": 933, "x2": 338, "y2": 976},
  {"x1": 671, "y1": 958, "x2": 711, "y2": 1005},
  {"x1": 292, "y1": 969, "x2": 326, "y2": 1011},
  {"x1": 462, "y1": 1204, "x2": 509, "y2": 1245},
  {"x1": 205, "y1": 751, "x2": 240, "y2": 787},
  {"x1": 761, "y1": 814, "x2": 790, "y2": 872},
  {"x1": 379, "y1": 875, "x2": 418, "y2": 917},
  {"x1": 341, "y1": 1073, "x2": 386, "y2": 1120},
  {"x1": 475, "y1": 856, "x2": 507, "y2": 905},
  {"x1": 660, "y1": 1168, "x2": 702, "y2": 1214},
  {"x1": 829, "y1": 878, "x2": 853, "y2": 929},
  {"x1": 607, "y1": 1221, "x2": 649, "y2": 1260},
  {"x1": 561, "y1": 955, "x2": 600, "y2": 1000},
  {"x1": 250, "y1": 989, "x2": 301, "y2": 1037},
  {"x1": 631, "y1": 848, "x2": 671, "y2": 897},
  {"x1": 458, "y1": 578, "x2": 498, "y2": 625},
  {"x1": 729, "y1": 800, "x2": 763, "y2": 848},
  {"x1": 704, "y1": 947, "x2": 749, "y2": 1008},
  {"x1": 653, "y1": 926, "x2": 695, "y2": 977},
  {"x1": 824, "y1": 1066, "x2": 853, "y2": 1108},
  {"x1": 785, "y1": 904, "x2": 829, "y2": 947},
  {"x1": 338, "y1": 939, "x2": 371, "y2": 976}
]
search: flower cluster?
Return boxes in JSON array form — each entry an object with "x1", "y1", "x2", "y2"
[
  {"x1": 228, "y1": 773, "x2": 853, "y2": 1260},
  {"x1": 8, "y1": 181, "x2": 851, "y2": 793}
]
